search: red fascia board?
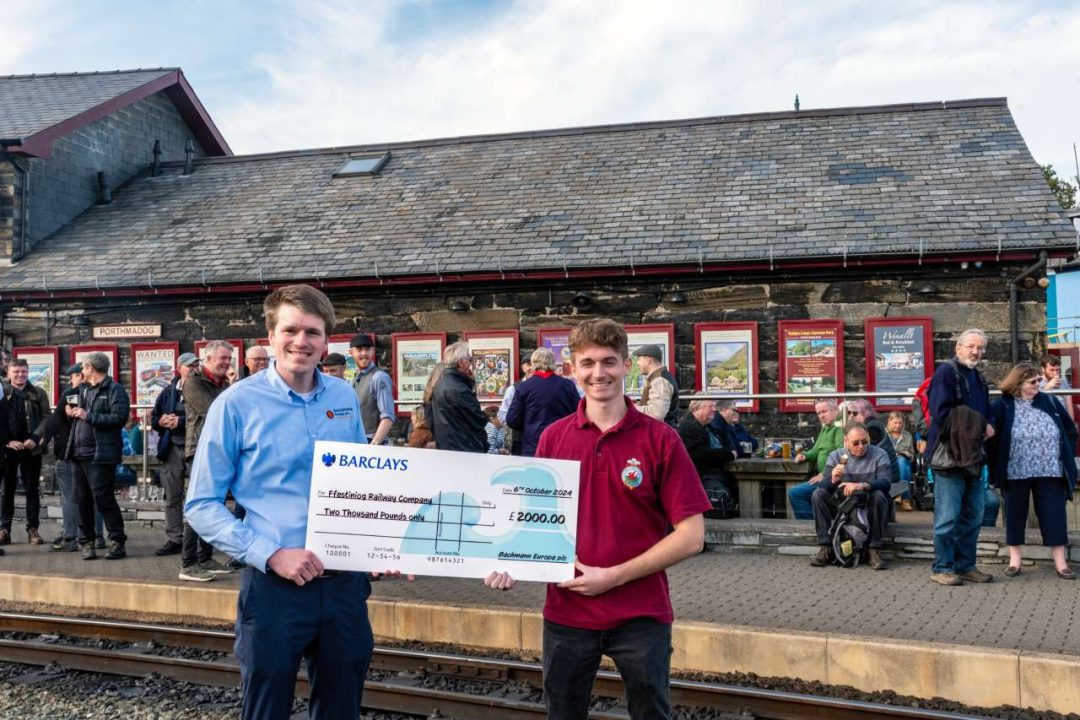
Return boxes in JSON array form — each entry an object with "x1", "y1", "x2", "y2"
[
  {"x1": 10, "y1": 70, "x2": 230, "y2": 158},
  {"x1": 164, "y1": 71, "x2": 232, "y2": 156},
  {"x1": 0, "y1": 250, "x2": 1064, "y2": 303}
]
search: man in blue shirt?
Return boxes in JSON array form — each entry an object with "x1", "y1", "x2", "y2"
[
  {"x1": 349, "y1": 332, "x2": 395, "y2": 445},
  {"x1": 186, "y1": 285, "x2": 373, "y2": 720}
]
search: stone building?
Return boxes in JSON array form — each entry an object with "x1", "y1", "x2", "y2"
[{"x1": 0, "y1": 70, "x2": 1075, "y2": 436}]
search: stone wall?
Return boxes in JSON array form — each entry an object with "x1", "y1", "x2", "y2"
[
  {"x1": 0, "y1": 262, "x2": 1047, "y2": 438},
  {"x1": 0, "y1": 156, "x2": 26, "y2": 260},
  {"x1": 16, "y1": 91, "x2": 206, "y2": 258}
]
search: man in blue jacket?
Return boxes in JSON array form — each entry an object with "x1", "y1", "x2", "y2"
[
  {"x1": 506, "y1": 347, "x2": 580, "y2": 457},
  {"x1": 151, "y1": 353, "x2": 198, "y2": 557},
  {"x1": 925, "y1": 329, "x2": 994, "y2": 586}
]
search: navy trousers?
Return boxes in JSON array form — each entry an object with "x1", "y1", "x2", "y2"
[{"x1": 235, "y1": 568, "x2": 373, "y2": 720}]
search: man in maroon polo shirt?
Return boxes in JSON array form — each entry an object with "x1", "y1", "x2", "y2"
[{"x1": 486, "y1": 318, "x2": 710, "y2": 720}]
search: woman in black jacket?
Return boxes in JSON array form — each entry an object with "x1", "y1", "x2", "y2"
[{"x1": 988, "y1": 362, "x2": 1078, "y2": 579}]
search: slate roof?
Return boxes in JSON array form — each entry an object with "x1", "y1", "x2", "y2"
[
  {"x1": 0, "y1": 68, "x2": 230, "y2": 157},
  {"x1": 0, "y1": 98, "x2": 1073, "y2": 294}
]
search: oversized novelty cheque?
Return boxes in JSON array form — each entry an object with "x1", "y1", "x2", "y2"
[{"x1": 305, "y1": 442, "x2": 580, "y2": 582}]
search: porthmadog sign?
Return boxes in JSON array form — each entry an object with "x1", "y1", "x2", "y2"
[{"x1": 92, "y1": 323, "x2": 162, "y2": 340}]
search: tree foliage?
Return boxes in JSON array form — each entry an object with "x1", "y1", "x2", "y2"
[{"x1": 1041, "y1": 164, "x2": 1077, "y2": 209}]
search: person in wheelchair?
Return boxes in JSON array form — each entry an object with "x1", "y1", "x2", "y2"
[{"x1": 810, "y1": 422, "x2": 892, "y2": 570}]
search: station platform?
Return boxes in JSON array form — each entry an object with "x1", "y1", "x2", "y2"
[{"x1": 1, "y1": 520, "x2": 1078, "y2": 714}]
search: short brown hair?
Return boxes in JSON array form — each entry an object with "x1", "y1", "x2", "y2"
[
  {"x1": 1040, "y1": 354, "x2": 1061, "y2": 369},
  {"x1": 999, "y1": 362, "x2": 1041, "y2": 397},
  {"x1": 264, "y1": 284, "x2": 336, "y2": 337},
  {"x1": 568, "y1": 319, "x2": 628, "y2": 359}
]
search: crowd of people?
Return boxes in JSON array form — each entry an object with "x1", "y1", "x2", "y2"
[{"x1": 0, "y1": 305, "x2": 1077, "y2": 718}]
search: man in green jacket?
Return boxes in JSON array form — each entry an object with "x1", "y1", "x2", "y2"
[{"x1": 787, "y1": 399, "x2": 843, "y2": 519}]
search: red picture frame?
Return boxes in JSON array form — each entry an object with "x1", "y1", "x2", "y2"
[
  {"x1": 777, "y1": 320, "x2": 845, "y2": 412},
  {"x1": 70, "y1": 343, "x2": 119, "y2": 381},
  {"x1": 12, "y1": 346, "x2": 60, "y2": 406},
  {"x1": 694, "y1": 321, "x2": 760, "y2": 412},
  {"x1": 391, "y1": 332, "x2": 447, "y2": 416},
  {"x1": 537, "y1": 327, "x2": 574, "y2": 378},
  {"x1": 130, "y1": 342, "x2": 180, "y2": 409},
  {"x1": 864, "y1": 317, "x2": 934, "y2": 411},
  {"x1": 195, "y1": 339, "x2": 245, "y2": 379},
  {"x1": 624, "y1": 323, "x2": 676, "y2": 398},
  {"x1": 463, "y1": 330, "x2": 520, "y2": 402}
]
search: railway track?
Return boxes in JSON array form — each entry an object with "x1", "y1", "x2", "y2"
[{"x1": 0, "y1": 612, "x2": 990, "y2": 720}]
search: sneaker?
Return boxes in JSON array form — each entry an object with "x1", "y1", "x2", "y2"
[
  {"x1": 51, "y1": 538, "x2": 78, "y2": 552},
  {"x1": 104, "y1": 542, "x2": 126, "y2": 560},
  {"x1": 27, "y1": 529, "x2": 44, "y2": 545},
  {"x1": 809, "y1": 546, "x2": 832, "y2": 567},
  {"x1": 154, "y1": 541, "x2": 182, "y2": 556},
  {"x1": 200, "y1": 559, "x2": 234, "y2": 575},
  {"x1": 958, "y1": 568, "x2": 993, "y2": 584},
  {"x1": 81, "y1": 542, "x2": 97, "y2": 561},
  {"x1": 899, "y1": 499, "x2": 914, "y2": 512},
  {"x1": 179, "y1": 564, "x2": 216, "y2": 582},
  {"x1": 931, "y1": 572, "x2": 961, "y2": 586},
  {"x1": 95, "y1": 537, "x2": 107, "y2": 549},
  {"x1": 0, "y1": 529, "x2": 10, "y2": 545},
  {"x1": 867, "y1": 548, "x2": 887, "y2": 571},
  {"x1": 226, "y1": 558, "x2": 244, "y2": 570}
]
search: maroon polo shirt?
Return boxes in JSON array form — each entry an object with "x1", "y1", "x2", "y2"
[{"x1": 536, "y1": 397, "x2": 711, "y2": 630}]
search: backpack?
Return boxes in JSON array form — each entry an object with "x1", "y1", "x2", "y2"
[
  {"x1": 829, "y1": 493, "x2": 870, "y2": 567},
  {"x1": 701, "y1": 475, "x2": 738, "y2": 519}
]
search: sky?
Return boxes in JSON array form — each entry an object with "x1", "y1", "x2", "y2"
[{"x1": 4, "y1": 0, "x2": 1079, "y2": 182}]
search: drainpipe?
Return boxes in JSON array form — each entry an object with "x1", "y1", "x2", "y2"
[{"x1": 1010, "y1": 250, "x2": 1048, "y2": 365}]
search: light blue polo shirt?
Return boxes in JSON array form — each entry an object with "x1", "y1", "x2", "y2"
[{"x1": 186, "y1": 361, "x2": 365, "y2": 571}]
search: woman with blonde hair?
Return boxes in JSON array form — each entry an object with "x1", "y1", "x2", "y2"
[{"x1": 988, "y1": 362, "x2": 1078, "y2": 579}]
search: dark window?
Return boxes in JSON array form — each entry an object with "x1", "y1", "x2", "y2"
[{"x1": 333, "y1": 152, "x2": 391, "y2": 177}]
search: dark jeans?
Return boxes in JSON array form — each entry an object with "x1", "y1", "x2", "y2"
[
  {"x1": 1003, "y1": 476, "x2": 1068, "y2": 547},
  {"x1": 811, "y1": 488, "x2": 890, "y2": 547},
  {"x1": 2, "y1": 449, "x2": 42, "y2": 531},
  {"x1": 182, "y1": 520, "x2": 214, "y2": 567},
  {"x1": 543, "y1": 618, "x2": 672, "y2": 720},
  {"x1": 73, "y1": 460, "x2": 127, "y2": 545},
  {"x1": 235, "y1": 568, "x2": 373, "y2": 720},
  {"x1": 160, "y1": 444, "x2": 186, "y2": 545},
  {"x1": 55, "y1": 459, "x2": 79, "y2": 541},
  {"x1": 932, "y1": 468, "x2": 985, "y2": 574}
]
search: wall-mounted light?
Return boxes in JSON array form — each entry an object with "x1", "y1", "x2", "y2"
[
  {"x1": 912, "y1": 281, "x2": 940, "y2": 296},
  {"x1": 449, "y1": 300, "x2": 469, "y2": 312},
  {"x1": 71, "y1": 316, "x2": 90, "y2": 327},
  {"x1": 571, "y1": 292, "x2": 593, "y2": 310},
  {"x1": 667, "y1": 291, "x2": 688, "y2": 305}
]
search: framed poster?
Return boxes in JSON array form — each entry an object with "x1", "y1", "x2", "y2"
[
  {"x1": 70, "y1": 343, "x2": 119, "y2": 381},
  {"x1": 130, "y1": 342, "x2": 179, "y2": 408},
  {"x1": 195, "y1": 339, "x2": 244, "y2": 380},
  {"x1": 624, "y1": 324, "x2": 676, "y2": 397},
  {"x1": 255, "y1": 337, "x2": 276, "y2": 361},
  {"x1": 12, "y1": 346, "x2": 60, "y2": 406},
  {"x1": 391, "y1": 332, "x2": 446, "y2": 416},
  {"x1": 694, "y1": 322, "x2": 759, "y2": 412},
  {"x1": 463, "y1": 330, "x2": 519, "y2": 403},
  {"x1": 865, "y1": 317, "x2": 933, "y2": 411},
  {"x1": 538, "y1": 327, "x2": 574, "y2": 378},
  {"x1": 778, "y1": 320, "x2": 844, "y2": 412}
]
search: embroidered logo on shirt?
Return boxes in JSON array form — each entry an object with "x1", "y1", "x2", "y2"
[
  {"x1": 621, "y1": 458, "x2": 643, "y2": 489},
  {"x1": 328, "y1": 406, "x2": 353, "y2": 419},
  {"x1": 326, "y1": 410, "x2": 335, "y2": 419},
  {"x1": 322, "y1": 452, "x2": 337, "y2": 467}
]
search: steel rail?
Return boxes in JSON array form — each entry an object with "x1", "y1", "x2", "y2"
[{"x1": 0, "y1": 613, "x2": 991, "y2": 720}]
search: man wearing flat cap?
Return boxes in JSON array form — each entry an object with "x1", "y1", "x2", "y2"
[
  {"x1": 349, "y1": 333, "x2": 395, "y2": 445},
  {"x1": 320, "y1": 353, "x2": 347, "y2": 379},
  {"x1": 151, "y1": 352, "x2": 198, "y2": 558},
  {"x1": 633, "y1": 344, "x2": 680, "y2": 426}
]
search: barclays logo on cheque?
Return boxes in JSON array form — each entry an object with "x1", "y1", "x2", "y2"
[{"x1": 322, "y1": 452, "x2": 409, "y2": 471}]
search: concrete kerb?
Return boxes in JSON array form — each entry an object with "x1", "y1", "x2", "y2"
[{"x1": 0, "y1": 573, "x2": 1075, "y2": 714}]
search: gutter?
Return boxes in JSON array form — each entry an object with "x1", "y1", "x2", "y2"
[
  {"x1": 1009, "y1": 250, "x2": 1048, "y2": 365},
  {"x1": 0, "y1": 249, "x2": 1066, "y2": 303}
]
